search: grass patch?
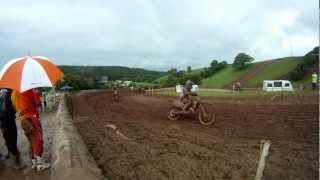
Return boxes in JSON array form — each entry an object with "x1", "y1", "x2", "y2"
[
  {"x1": 136, "y1": 82, "x2": 156, "y2": 87},
  {"x1": 155, "y1": 75, "x2": 169, "y2": 83},
  {"x1": 157, "y1": 89, "x2": 318, "y2": 98},
  {"x1": 187, "y1": 68, "x2": 202, "y2": 76}
]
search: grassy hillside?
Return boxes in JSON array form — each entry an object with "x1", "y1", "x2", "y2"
[
  {"x1": 246, "y1": 57, "x2": 302, "y2": 87},
  {"x1": 201, "y1": 57, "x2": 302, "y2": 88},
  {"x1": 154, "y1": 57, "x2": 303, "y2": 88},
  {"x1": 187, "y1": 69, "x2": 202, "y2": 76},
  {"x1": 201, "y1": 64, "x2": 257, "y2": 88}
]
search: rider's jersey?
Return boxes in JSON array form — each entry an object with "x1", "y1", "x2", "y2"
[
  {"x1": 180, "y1": 87, "x2": 187, "y2": 96},
  {"x1": 179, "y1": 87, "x2": 188, "y2": 100}
]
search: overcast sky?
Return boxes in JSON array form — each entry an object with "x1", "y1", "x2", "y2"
[{"x1": 0, "y1": 0, "x2": 318, "y2": 71}]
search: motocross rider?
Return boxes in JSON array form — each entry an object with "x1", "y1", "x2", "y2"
[
  {"x1": 112, "y1": 87, "x2": 119, "y2": 102},
  {"x1": 179, "y1": 80, "x2": 198, "y2": 114}
]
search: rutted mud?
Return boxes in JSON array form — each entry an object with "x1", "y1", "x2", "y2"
[{"x1": 72, "y1": 91, "x2": 318, "y2": 180}]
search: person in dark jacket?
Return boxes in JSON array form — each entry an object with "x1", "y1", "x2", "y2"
[{"x1": 0, "y1": 89, "x2": 22, "y2": 168}]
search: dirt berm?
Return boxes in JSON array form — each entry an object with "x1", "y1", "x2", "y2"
[{"x1": 50, "y1": 94, "x2": 104, "y2": 180}]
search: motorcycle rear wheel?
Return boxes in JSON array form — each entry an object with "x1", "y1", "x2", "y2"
[{"x1": 198, "y1": 104, "x2": 215, "y2": 126}]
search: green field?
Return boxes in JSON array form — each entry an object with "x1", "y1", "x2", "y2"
[
  {"x1": 246, "y1": 57, "x2": 302, "y2": 87},
  {"x1": 154, "y1": 75, "x2": 169, "y2": 84},
  {"x1": 135, "y1": 82, "x2": 156, "y2": 87},
  {"x1": 201, "y1": 64, "x2": 256, "y2": 88},
  {"x1": 157, "y1": 89, "x2": 318, "y2": 98}
]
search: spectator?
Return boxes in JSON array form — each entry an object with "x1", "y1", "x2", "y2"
[
  {"x1": 235, "y1": 82, "x2": 241, "y2": 92},
  {"x1": 43, "y1": 93, "x2": 47, "y2": 111},
  {"x1": 11, "y1": 89, "x2": 50, "y2": 171},
  {"x1": 312, "y1": 72, "x2": 318, "y2": 89},
  {"x1": 0, "y1": 89, "x2": 23, "y2": 169},
  {"x1": 112, "y1": 88, "x2": 120, "y2": 102}
]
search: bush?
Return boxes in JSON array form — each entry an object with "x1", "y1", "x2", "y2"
[
  {"x1": 162, "y1": 70, "x2": 202, "y2": 87},
  {"x1": 289, "y1": 65, "x2": 305, "y2": 81}
]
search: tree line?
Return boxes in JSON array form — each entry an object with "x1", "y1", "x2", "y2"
[
  {"x1": 288, "y1": 46, "x2": 319, "y2": 81},
  {"x1": 57, "y1": 66, "x2": 166, "y2": 90}
]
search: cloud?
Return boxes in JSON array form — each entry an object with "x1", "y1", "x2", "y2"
[{"x1": 0, "y1": 0, "x2": 317, "y2": 70}]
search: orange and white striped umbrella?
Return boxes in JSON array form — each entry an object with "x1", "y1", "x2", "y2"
[{"x1": 0, "y1": 56, "x2": 64, "y2": 92}]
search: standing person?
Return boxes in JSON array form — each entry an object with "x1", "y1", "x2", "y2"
[
  {"x1": 235, "y1": 82, "x2": 241, "y2": 92},
  {"x1": 0, "y1": 89, "x2": 23, "y2": 168},
  {"x1": 43, "y1": 93, "x2": 47, "y2": 111},
  {"x1": 35, "y1": 89, "x2": 42, "y2": 112},
  {"x1": 11, "y1": 89, "x2": 50, "y2": 171},
  {"x1": 112, "y1": 88, "x2": 120, "y2": 102},
  {"x1": 312, "y1": 72, "x2": 318, "y2": 89}
]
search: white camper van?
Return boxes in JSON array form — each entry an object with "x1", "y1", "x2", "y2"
[{"x1": 263, "y1": 80, "x2": 293, "y2": 92}]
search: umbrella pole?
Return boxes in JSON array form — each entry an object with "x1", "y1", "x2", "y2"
[{"x1": 53, "y1": 87, "x2": 56, "y2": 108}]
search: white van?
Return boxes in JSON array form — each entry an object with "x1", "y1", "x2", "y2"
[{"x1": 263, "y1": 80, "x2": 293, "y2": 92}]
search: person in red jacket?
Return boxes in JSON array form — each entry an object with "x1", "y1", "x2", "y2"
[{"x1": 11, "y1": 89, "x2": 50, "y2": 171}]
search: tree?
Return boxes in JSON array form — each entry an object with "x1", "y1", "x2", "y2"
[
  {"x1": 233, "y1": 53, "x2": 254, "y2": 70},
  {"x1": 200, "y1": 67, "x2": 210, "y2": 78},
  {"x1": 184, "y1": 73, "x2": 201, "y2": 85},
  {"x1": 210, "y1": 60, "x2": 218, "y2": 68},
  {"x1": 303, "y1": 46, "x2": 319, "y2": 67},
  {"x1": 220, "y1": 61, "x2": 227, "y2": 66},
  {"x1": 289, "y1": 64, "x2": 305, "y2": 81},
  {"x1": 167, "y1": 68, "x2": 177, "y2": 74},
  {"x1": 59, "y1": 73, "x2": 90, "y2": 90},
  {"x1": 187, "y1": 66, "x2": 192, "y2": 72},
  {"x1": 289, "y1": 46, "x2": 319, "y2": 81}
]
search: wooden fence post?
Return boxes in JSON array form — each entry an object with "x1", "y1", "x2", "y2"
[{"x1": 255, "y1": 140, "x2": 271, "y2": 180}]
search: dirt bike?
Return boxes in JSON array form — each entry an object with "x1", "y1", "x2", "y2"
[{"x1": 167, "y1": 99, "x2": 215, "y2": 126}]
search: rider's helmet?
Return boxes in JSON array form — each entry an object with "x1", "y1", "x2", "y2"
[{"x1": 185, "y1": 80, "x2": 194, "y2": 90}]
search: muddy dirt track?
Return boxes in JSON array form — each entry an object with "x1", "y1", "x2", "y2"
[{"x1": 71, "y1": 91, "x2": 318, "y2": 180}]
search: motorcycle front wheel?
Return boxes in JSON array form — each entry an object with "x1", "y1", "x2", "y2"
[
  {"x1": 168, "y1": 108, "x2": 182, "y2": 121},
  {"x1": 198, "y1": 104, "x2": 215, "y2": 126}
]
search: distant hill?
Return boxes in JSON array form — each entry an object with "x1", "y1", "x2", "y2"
[
  {"x1": 59, "y1": 54, "x2": 312, "y2": 88},
  {"x1": 59, "y1": 65, "x2": 166, "y2": 82}
]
